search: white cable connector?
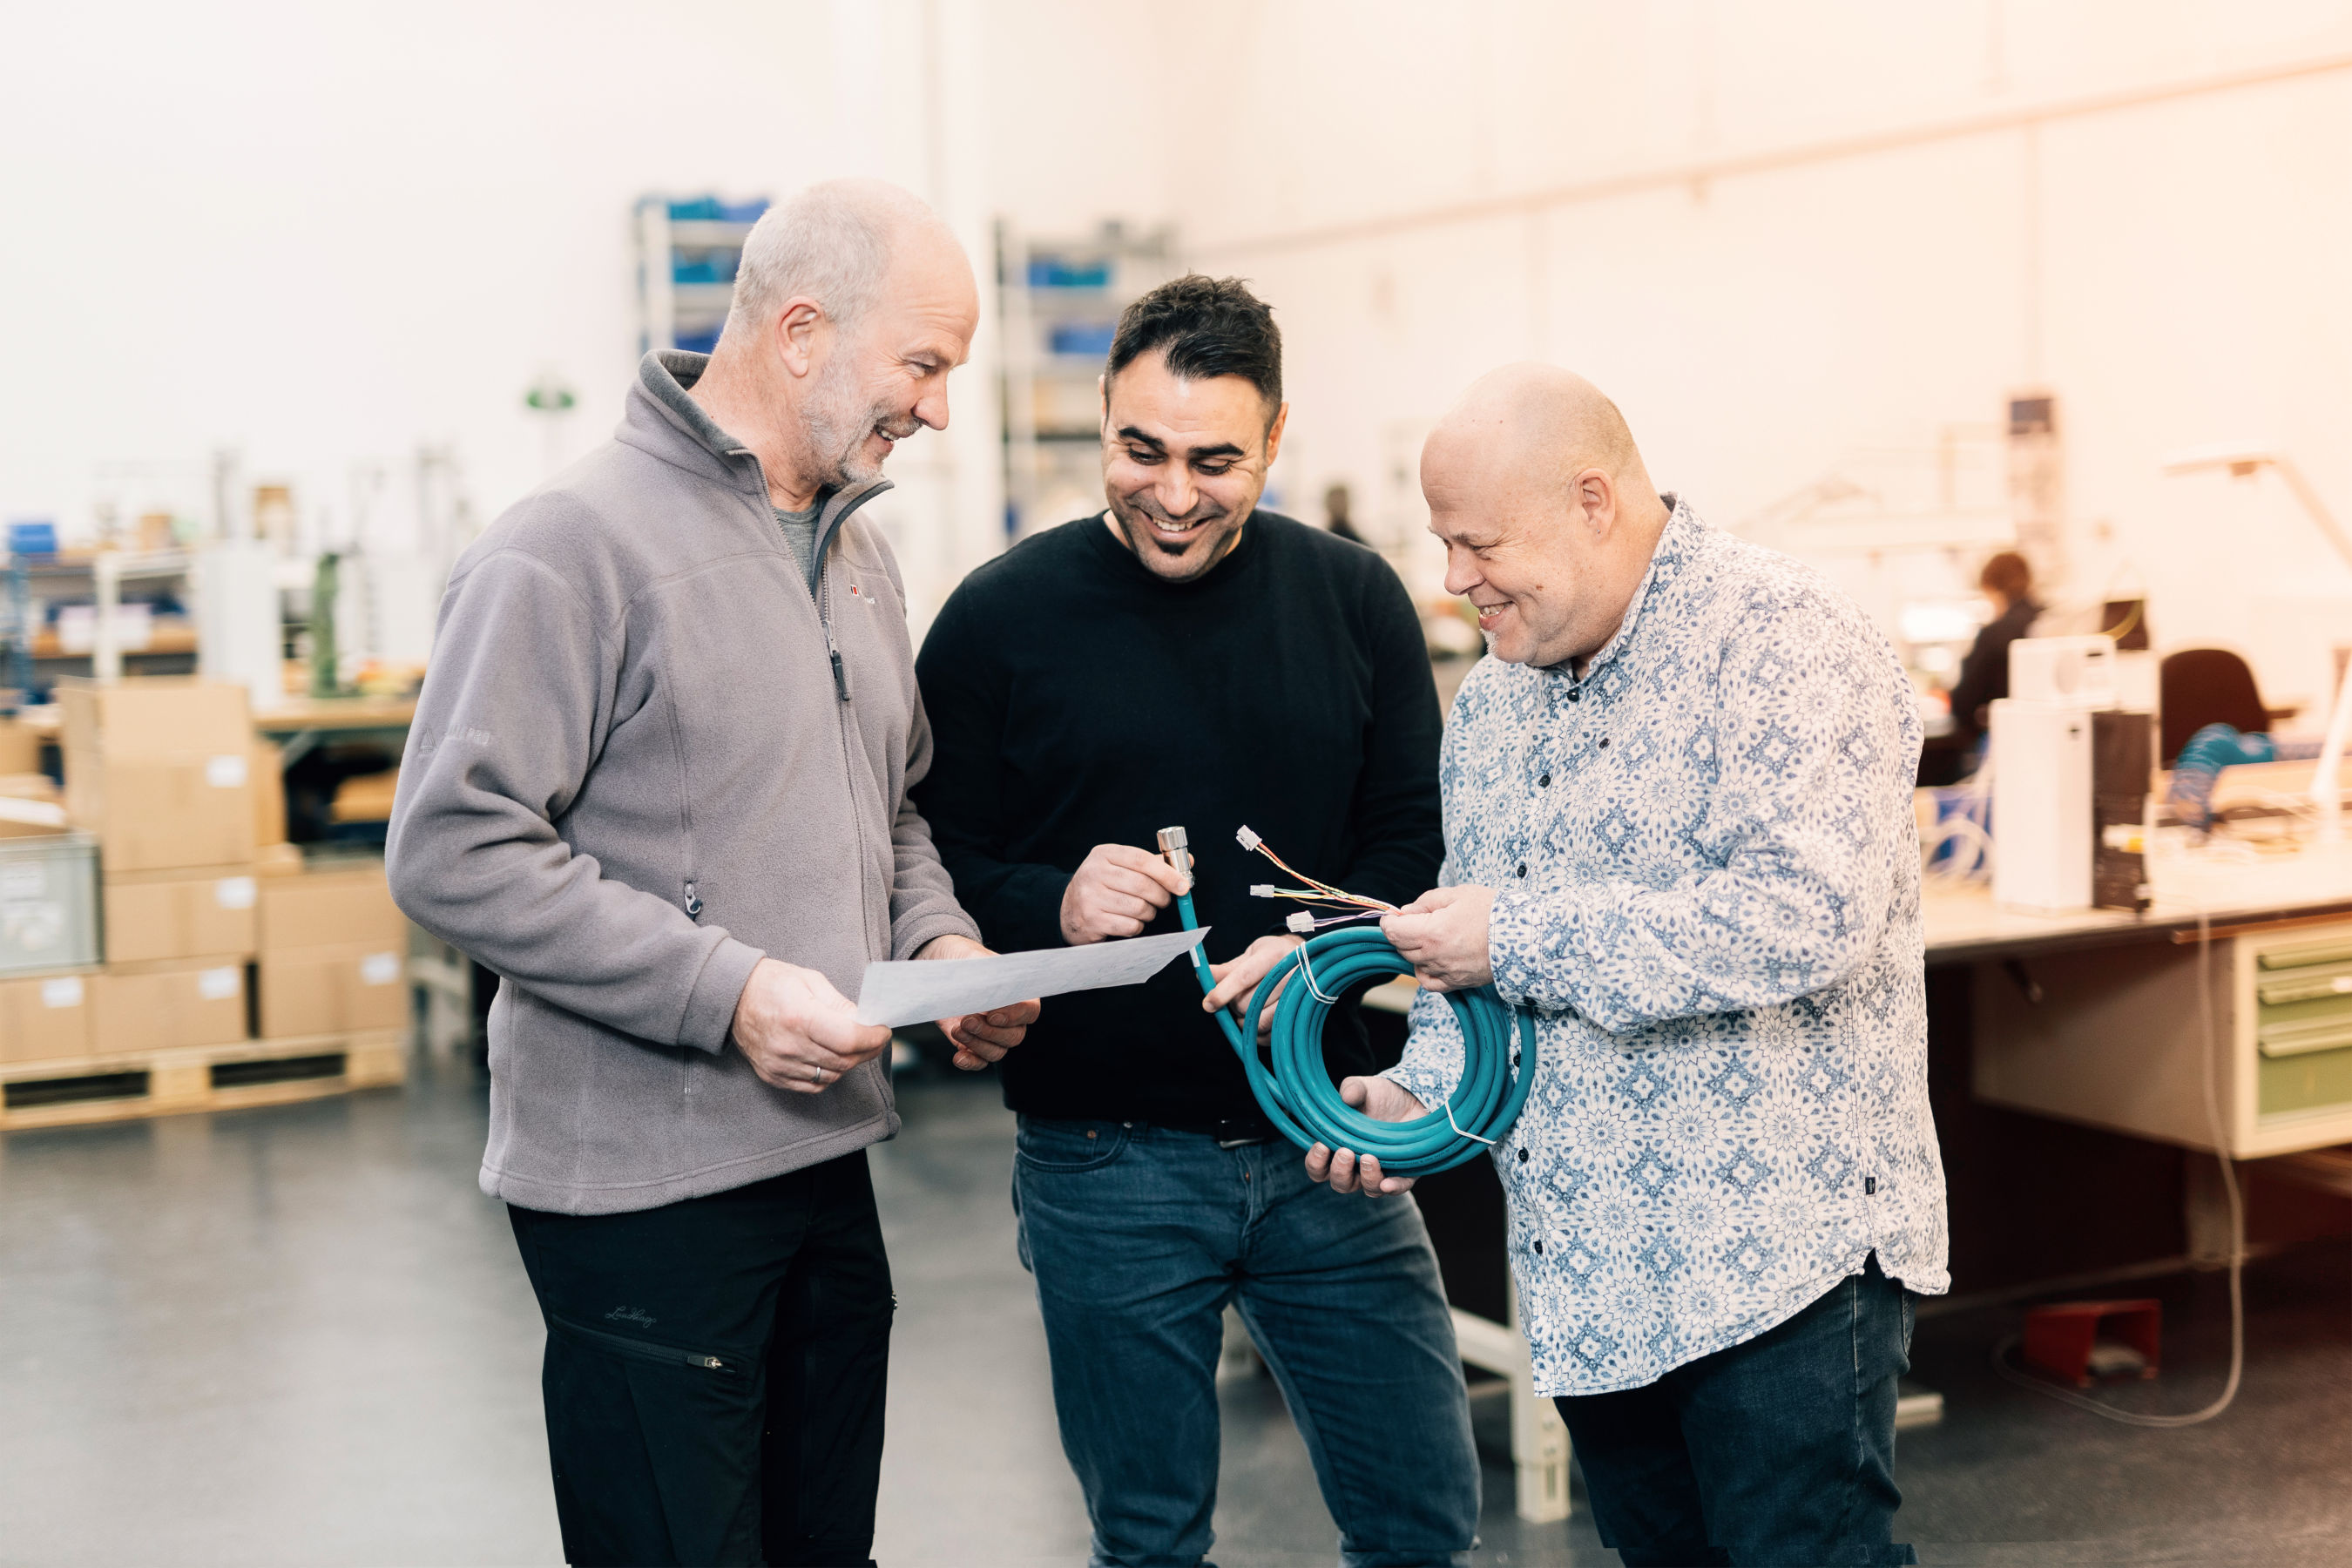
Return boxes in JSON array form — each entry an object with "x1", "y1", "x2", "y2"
[
  {"x1": 1236, "y1": 826, "x2": 1264, "y2": 852},
  {"x1": 1251, "y1": 884, "x2": 1277, "y2": 898},
  {"x1": 1285, "y1": 911, "x2": 1315, "y2": 935}
]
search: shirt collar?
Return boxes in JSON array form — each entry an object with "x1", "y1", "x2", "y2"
[{"x1": 1548, "y1": 492, "x2": 1700, "y2": 685}]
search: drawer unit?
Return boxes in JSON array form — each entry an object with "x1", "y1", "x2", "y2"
[
  {"x1": 2252, "y1": 935, "x2": 2352, "y2": 1119},
  {"x1": 1975, "y1": 917, "x2": 2352, "y2": 1158}
]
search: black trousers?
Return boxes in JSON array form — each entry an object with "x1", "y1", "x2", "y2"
[{"x1": 507, "y1": 1150, "x2": 895, "y2": 1567}]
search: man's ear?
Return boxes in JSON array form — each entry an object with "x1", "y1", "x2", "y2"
[
  {"x1": 1264, "y1": 401, "x2": 1291, "y2": 466},
  {"x1": 1572, "y1": 467, "x2": 1616, "y2": 537},
  {"x1": 774, "y1": 297, "x2": 826, "y2": 378}
]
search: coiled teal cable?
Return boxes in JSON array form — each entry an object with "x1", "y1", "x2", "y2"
[{"x1": 1176, "y1": 887, "x2": 1537, "y2": 1178}]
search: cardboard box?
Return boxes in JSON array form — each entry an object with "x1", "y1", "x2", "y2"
[
  {"x1": 60, "y1": 679, "x2": 258, "y2": 875},
  {"x1": 0, "y1": 971, "x2": 97, "y2": 1064},
  {"x1": 259, "y1": 942, "x2": 407, "y2": 1039},
  {"x1": 253, "y1": 740, "x2": 286, "y2": 848},
  {"x1": 256, "y1": 842, "x2": 304, "y2": 878},
  {"x1": 66, "y1": 752, "x2": 256, "y2": 872},
  {"x1": 61, "y1": 679, "x2": 251, "y2": 758},
  {"x1": 93, "y1": 960, "x2": 248, "y2": 1053},
  {"x1": 0, "y1": 719, "x2": 44, "y2": 776},
  {"x1": 103, "y1": 867, "x2": 259, "y2": 964},
  {"x1": 259, "y1": 862, "x2": 403, "y2": 952}
]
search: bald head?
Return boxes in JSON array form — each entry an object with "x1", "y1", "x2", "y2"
[
  {"x1": 1424, "y1": 362, "x2": 1643, "y2": 504},
  {"x1": 1421, "y1": 364, "x2": 1669, "y2": 670},
  {"x1": 725, "y1": 178, "x2": 964, "y2": 346}
]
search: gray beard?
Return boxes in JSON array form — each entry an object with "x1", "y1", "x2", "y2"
[{"x1": 804, "y1": 355, "x2": 884, "y2": 489}]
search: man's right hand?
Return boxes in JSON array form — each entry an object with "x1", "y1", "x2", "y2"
[
  {"x1": 731, "y1": 958, "x2": 893, "y2": 1094},
  {"x1": 1059, "y1": 843, "x2": 1192, "y2": 944},
  {"x1": 1303, "y1": 1076, "x2": 1429, "y2": 1197}
]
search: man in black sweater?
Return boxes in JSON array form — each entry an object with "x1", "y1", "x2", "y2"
[{"x1": 915, "y1": 278, "x2": 1478, "y2": 1566}]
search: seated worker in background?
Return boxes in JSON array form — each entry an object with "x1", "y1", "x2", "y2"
[
  {"x1": 388, "y1": 179, "x2": 1036, "y2": 1568},
  {"x1": 1945, "y1": 549, "x2": 2039, "y2": 745},
  {"x1": 1323, "y1": 478, "x2": 1368, "y2": 542},
  {"x1": 1314, "y1": 364, "x2": 1948, "y2": 1568},
  {"x1": 914, "y1": 276, "x2": 1479, "y2": 1568}
]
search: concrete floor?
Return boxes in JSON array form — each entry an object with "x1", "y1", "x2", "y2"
[{"x1": 2, "y1": 1044, "x2": 2348, "y2": 1566}]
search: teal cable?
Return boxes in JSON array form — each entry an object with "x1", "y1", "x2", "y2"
[{"x1": 1177, "y1": 889, "x2": 1537, "y2": 1177}]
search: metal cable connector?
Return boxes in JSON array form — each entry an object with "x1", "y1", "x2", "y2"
[{"x1": 1156, "y1": 825, "x2": 1193, "y2": 884}]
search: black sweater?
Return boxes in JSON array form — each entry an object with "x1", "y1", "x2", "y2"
[
  {"x1": 1947, "y1": 598, "x2": 2041, "y2": 741},
  {"x1": 912, "y1": 510, "x2": 1443, "y2": 1125}
]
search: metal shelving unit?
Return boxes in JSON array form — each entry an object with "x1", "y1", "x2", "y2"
[
  {"x1": 996, "y1": 220, "x2": 1179, "y2": 537},
  {"x1": 634, "y1": 196, "x2": 770, "y2": 357}
]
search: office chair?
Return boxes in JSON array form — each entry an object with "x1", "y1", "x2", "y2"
[{"x1": 2159, "y1": 648, "x2": 2270, "y2": 767}]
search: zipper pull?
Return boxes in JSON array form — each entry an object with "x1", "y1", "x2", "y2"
[
  {"x1": 683, "y1": 881, "x2": 703, "y2": 918},
  {"x1": 828, "y1": 641, "x2": 849, "y2": 703}
]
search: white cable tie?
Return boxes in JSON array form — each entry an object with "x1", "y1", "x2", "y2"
[
  {"x1": 1294, "y1": 942, "x2": 1338, "y2": 1003},
  {"x1": 1444, "y1": 1098, "x2": 1498, "y2": 1146},
  {"x1": 1252, "y1": 884, "x2": 1278, "y2": 898},
  {"x1": 1235, "y1": 825, "x2": 1263, "y2": 851}
]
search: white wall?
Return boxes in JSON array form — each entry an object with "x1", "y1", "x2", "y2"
[
  {"x1": 8, "y1": 2, "x2": 2350, "y2": 708},
  {"x1": 0, "y1": 0, "x2": 1049, "y2": 625},
  {"x1": 0, "y1": 3, "x2": 828, "y2": 543},
  {"x1": 1145, "y1": 0, "x2": 2352, "y2": 715}
]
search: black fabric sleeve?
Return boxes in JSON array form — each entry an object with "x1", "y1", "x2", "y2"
[
  {"x1": 1330, "y1": 562, "x2": 1446, "y2": 909},
  {"x1": 911, "y1": 586, "x2": 1072, "y2": 954},
  {"x1": 1946, "y1": 623, "x2": 2004, "y2": 738}
]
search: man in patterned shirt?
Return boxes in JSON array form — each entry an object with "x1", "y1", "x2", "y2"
[{"x1": 1309, "y1": 364, "x2": 1947, "y2": 1566}]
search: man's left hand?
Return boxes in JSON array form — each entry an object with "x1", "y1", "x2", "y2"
[
  {"x1": 917, "y1": 933, "x2": 1041, "y2": 1070},
  {"x1": 1381, "y1": 884, "x2": 1497, "y2": 992},
  {"x1": 1202, "y1": 934, "x2": 1304, "y2": 1040}
]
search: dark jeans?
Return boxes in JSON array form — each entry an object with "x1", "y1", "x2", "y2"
[
  {"x1": 1553, "y1": 1254, "x2": 1918, "y2": 1568},
  {"x1": 506, "y1": 1151, "x2": 894, "y2": 1568},
  {"x1": 1013, "y1": 1116, "x2": 1479, "y2": 1568}
]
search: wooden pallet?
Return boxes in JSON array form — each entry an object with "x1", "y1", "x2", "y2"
[{"x1": 0, "y1": 1030, "x2": 407, "y2": 1132}]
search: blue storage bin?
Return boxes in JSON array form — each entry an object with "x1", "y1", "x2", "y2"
[
  {"x1": 1027, "y1": 256, "x2": 1112, "y2": 289},
  {"x1": 8, "y1": 521, "x2": 56, "y2": 558},
  {"x1": 1048, "y1": 321, "x2": 1117, "y2": 357}
]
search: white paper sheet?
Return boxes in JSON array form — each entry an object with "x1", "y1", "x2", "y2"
[{"x1": 854, "y1": 926, "x2": 1211, "y2": 1029}]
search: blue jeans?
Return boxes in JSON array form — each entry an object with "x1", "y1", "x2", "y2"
[
  {"x1": 1013, "y1": 1117, "x2": 1479, "y2": 1568},
  {"x1": 1553, "y1": 1254, "x2": 1919, "y2": 1568}
]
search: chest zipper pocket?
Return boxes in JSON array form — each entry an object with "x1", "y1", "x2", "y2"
[
  {"x1": 683, "y1": 880, "x2": 703, "y2": 918},
  {"x1": 549, "y1": 1312, "x2": 740, "y2": 1375}
]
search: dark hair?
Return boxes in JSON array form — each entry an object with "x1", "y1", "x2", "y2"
[
  {"x1": 1979, "y1": 550, "x2": 2032, "y2": 600},
  {"x1": 1106, "y1": 274, "x2": 1282, "y2": 413}
]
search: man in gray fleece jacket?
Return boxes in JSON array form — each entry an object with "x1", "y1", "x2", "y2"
[{"x1": 388, "y1": 179, "x2": 1034, "y2": 1568}]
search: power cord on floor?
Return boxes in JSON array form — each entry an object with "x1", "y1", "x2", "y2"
[{"x1": 1990, "y1": 906, "x2": 2246, "y2": 1427}]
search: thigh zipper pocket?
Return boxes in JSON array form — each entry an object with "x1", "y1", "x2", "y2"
[{"x1": 550, "y1": 1312, "x2": 741, "y2": 1375}]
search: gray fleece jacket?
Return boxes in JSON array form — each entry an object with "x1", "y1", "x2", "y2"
[{"x1": 387, "y1": 351, "x2": 980, "y2": 1214}]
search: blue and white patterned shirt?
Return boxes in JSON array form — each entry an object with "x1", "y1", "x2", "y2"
[{"x1": 1388, "y1": 500, "x2": 1948, "y2": 1397}]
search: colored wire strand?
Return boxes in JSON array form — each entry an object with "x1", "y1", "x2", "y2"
[{"x1": 1175, "y1": 831, "x2": 1537, "y2": 1178}]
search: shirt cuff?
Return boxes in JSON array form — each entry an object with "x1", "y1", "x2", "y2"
[
  {"x1": 1486, "y1": 886, "x2": 1560, "y2": 1010},
  {"x1": 1382, "y1": 1060, "x2": 1457, "y2": 1114},
  {"x1": 680, "y1": 936, "x2": 767, "y2": 1055}
]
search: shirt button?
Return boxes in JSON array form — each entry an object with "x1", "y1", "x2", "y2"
[
  {"x1": 1598, "y1": 737, "x2": 1611, "y2": 749},
  {"x1": 1516, "y1": 862, "x2": 1527, "y2": 878},
  {"x1": 1533, "y1": 1239, "x2": 1544, "y2": 1254},
  {"x1": 1538, "y1": 773, "x2": 1550, "y2": 787},
  {"x1": 1517, "y1": 1147, "x2": 1530, "y2": 1163},
  {"x1": 1568, "y1": 689, "x2": 1582, "y2": 702}
]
